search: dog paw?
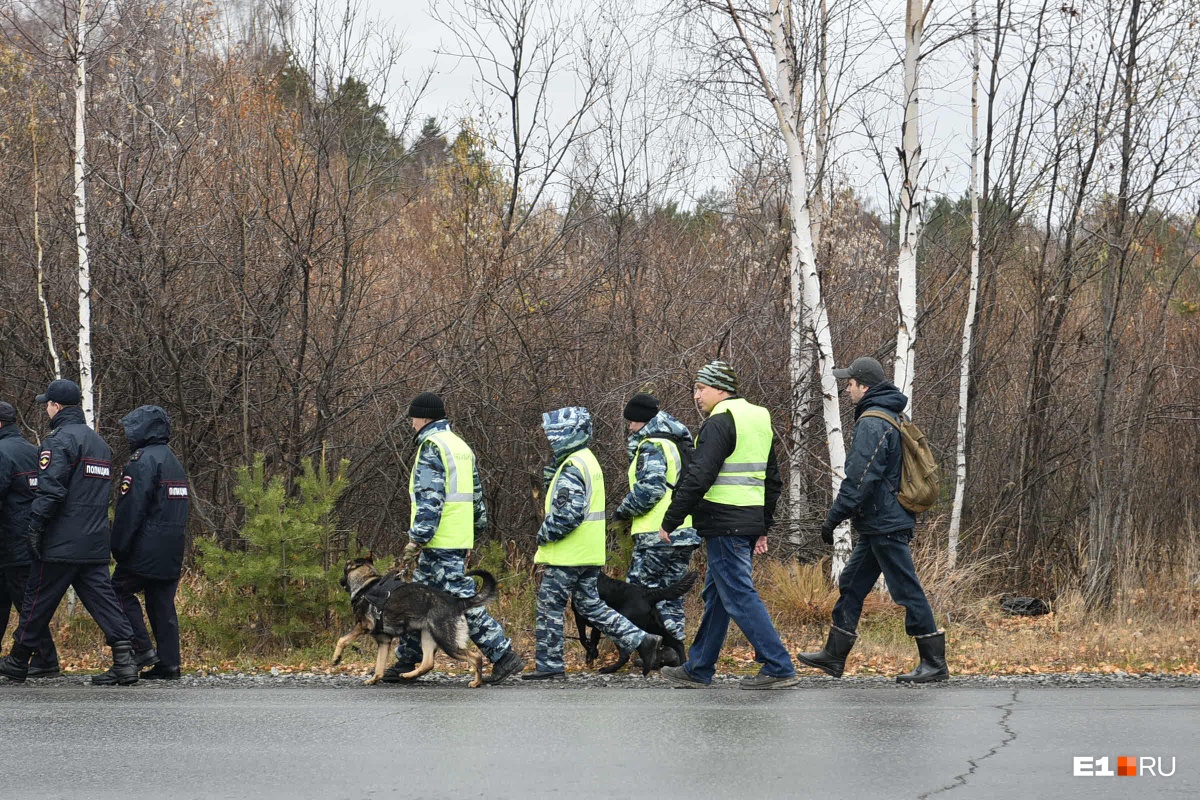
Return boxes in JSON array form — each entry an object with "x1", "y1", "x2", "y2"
[
  {"x1": 332, "y1": 656, "x2": 342, "y2": 666},
  {"x1": 468, "y1": 679, "x2": 483, "y2": 688},
  {"x1": 363, "y1": 675, "x2": 380, "y2": 685}
]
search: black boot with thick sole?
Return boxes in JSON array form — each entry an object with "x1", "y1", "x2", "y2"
[
  {"x1": 896, "y1": 631, "x2": 949, "y2": 684},
  {"x1": 796, "y1": 626, "x2": 858, "y2": 678},
  {"x1": 0, "y1": 644, "x2": 35, "y2": 683},
  {"x1": 92, "y1": 641, "x2": 140, "y2": 686}
]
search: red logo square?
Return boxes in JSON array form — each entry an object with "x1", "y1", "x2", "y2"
[{"x1": 1117, "y1": 756, "x2": 1138, "y2": 777}]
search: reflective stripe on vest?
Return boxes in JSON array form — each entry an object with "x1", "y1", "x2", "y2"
[
  {"x1": 535, "y1": 448, "x2": 607, "y2": 566},
  {"x1": 409, "y1": 430, "x2": 476, "y2": 549},
  {"x1": 702, "y1": 398, "x2": 772, "y2": 507},
  {"x1": 629, "y1": 437, "x2": 692, "y2": 535}
]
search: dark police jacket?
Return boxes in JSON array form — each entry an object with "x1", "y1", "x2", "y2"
[
  {"x1": 31, "y1": 405, "x2": 114, "y2": 564},
  {"x1": 111, "y1": 406, "x2": 190, "y2": 581},
  {"x1": 661, "y1": 398, "x2": 783, "y2": 538},
  {"x1": 0, "y1": 424, "x2": 39, "y2": 568},
  {"x1": 824, "y1": 382, "x2": 917, "y2": 535}
]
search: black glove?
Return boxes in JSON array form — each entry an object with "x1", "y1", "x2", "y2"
[
  {"x1": 820, "y1": 523, "x2": 835, "y2": 546},
  {"x1": 28, "y1": 525, "x2": 44, "y2": 560}
]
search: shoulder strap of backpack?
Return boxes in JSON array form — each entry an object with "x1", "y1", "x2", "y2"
[{"x1": 859, "y1": 409, "x2": 902, "y2": 431}]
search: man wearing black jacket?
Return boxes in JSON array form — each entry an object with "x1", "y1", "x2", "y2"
[
  {"x1": 0, "y1": 380, "x2": 140, "y2": 686},
  {"x1": 0, "y1": 402, "x2": 60, "y2": 676},
  {"x1": 797, "y1": 356, "x2": 947, "y2": 683},
  {"x1": 659, "y1": 361, "x2": 798, "y2": 690},
  {"x1": 111, "y1": 405, "x2": 190, "y2": 680}
]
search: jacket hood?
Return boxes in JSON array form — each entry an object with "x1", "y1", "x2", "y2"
[
  {"x1": 120, "y1": 405, "x2": 172, "y2": 449},
  {"x1": 855, "y1": 381, "x2": 909, "y2": 418},
  {"x1": 542, "y1": 406, "x2": 593, "y2": 461},
  {"x1": 628, "y1": 410, "x2": 692, "y2": 455},
  {"x1": 414, "y1": 418, "x2": 451, "y2": 445}
]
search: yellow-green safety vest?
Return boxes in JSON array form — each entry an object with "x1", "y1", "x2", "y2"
[
  {"x1": 628, "y1": 437, "x2": 692, "y2": 535},
  {"x1": 409, "y1": 429, "x2": 476, "y2": 549},
  {"x1": 534, "y1": 447, "x2": 606, "y2": 566},
  {"x1": 701, "y1": 398, "x2": 773, "y2": 507}
]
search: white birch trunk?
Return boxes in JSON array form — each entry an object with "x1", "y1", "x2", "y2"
[
  {"x1": 31, "y1": 105, "x2": 62, "y2": 378},
  {"x1": 73, "y1": 0, "x2": 96, "y2": 429},
  {"x1": 948, "y1": 0, "x2": 981, "y2": 569},
  {"x1": 893, "y1": 0, "x2": 924, "y2": 412}
]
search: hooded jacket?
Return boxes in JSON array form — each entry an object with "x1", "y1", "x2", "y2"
[
  {"x1": 536, "y1": 407, "x2": 596, "y2": 546},
  {"x1": 30, "y1": 405, "x2": 113, "y2": 563},
  {"x1": 111, "y1": 406, "x2": 190, "y2": 580},
  {"x1": 824, "y1": 382, "x2": 916, "y2": 535},
  {"x1": 613, "y1": 411, "x2": 701, "y2": 548},
  {"x1": 0, "y1": 424, "x2": 39, "y2": 568}
]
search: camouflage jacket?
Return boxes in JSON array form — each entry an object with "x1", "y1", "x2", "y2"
[
  {"x1": 408, "y1": 420, "x2": 488, "y2": 547},
  {"x1": 614, "y1": 411, "x2": 701, "y2": 548},
  {"x1": 537, "y1": 406, "x2": 592, "y2": 546}
]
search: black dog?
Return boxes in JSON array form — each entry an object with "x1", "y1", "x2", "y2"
[{"x1": 573, "y1": 571, "x2": 697, "y2": 675}]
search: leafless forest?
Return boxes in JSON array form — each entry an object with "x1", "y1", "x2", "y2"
[{"x1": 1, "y1": 0, "x2": 1197, "y2": 611}]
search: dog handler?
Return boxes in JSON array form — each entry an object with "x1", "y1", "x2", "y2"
[
  {"x1": 659, "y1": 361, "x2": 798, "y2": 690},
  {"x1": 524, "y1": 406, "x2": 666, "y2": 680},
  {"x1": 383, "y1": 392, "x2": 525, "y2": 685},
  {"x1": 612, "y1": 393, "x2": 700, "y2": 641}
]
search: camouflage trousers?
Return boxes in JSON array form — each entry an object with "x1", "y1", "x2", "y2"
[
  {"x1": 536, "y1": 565, "x2": 646, "y2": 674},
  {"x1": 627, "y1": 544, "x2": 698, "y2": 640},
  {"x1": 395, "y1": 549, "x2": 512, "y2": 665}
]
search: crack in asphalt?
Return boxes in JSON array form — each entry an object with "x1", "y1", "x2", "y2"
[{"x1": 917, "y1": 688, "x2": 1020, "y2": 799}]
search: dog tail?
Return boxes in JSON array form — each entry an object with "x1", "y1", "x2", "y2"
[
  {"x1": 461, "y1": 570, "x2": 498, "y2": 609},
  {"x1": 643, "y1": 570, "x2": 698, "y2": 604}
]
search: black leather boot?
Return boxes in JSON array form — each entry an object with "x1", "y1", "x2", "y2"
[
  {"x1": 484, "y1": 650, "x2": 526, "y2": 685},
  {"x1": 635, "y1": 634, "x2": 664, "y2": 671},
  {"x1": 379, "y1": 660, "x2": 418, "y2": 684},
  {"x1": 796, "y1": 626, "x2": 858, "y2": 678},
  {"x1": 896, "y1": 631, "x2": 949, "y2": 683},
  {"x1": 0, "y1": 643, "x2": 35, "y2": 683},
  {"x1": 135, "y1": 648, "x2": 160, "y2": 669},
  {"x1": 92, "y1": 641, "x2": 140, "y2": 686},
  {"x1": 140, "y1": 664, "x2": 182, "y2": 680}
]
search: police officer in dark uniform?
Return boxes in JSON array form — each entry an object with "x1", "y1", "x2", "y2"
[
  {"x1": 0, "y1": 380, "x2": 140, "y2": 686},
  {"x1": 110, "y1": 405, "x2": 189, "y2": 680},
  {"x1": 0, "y1": 401, "x2": 61, "y2": 676}
]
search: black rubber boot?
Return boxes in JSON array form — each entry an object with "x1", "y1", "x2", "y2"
[
  {"x1": 896, "y1": 631, "x2": 949, "y2": 684},
  {"x1": 92, "y1": 641, "x2": 140, "y2": 686},
  {"x1": 796, "y1": 626, "x2": 858, "y2": 678},
  {"x1": 135, "y1": 648, "x2": 160, "y2": 669},
  {"x1": 519, "y1": 670, "x2": 566, "y2": 681},
  {"x1": 484, "y1": 650, "x2": 526, "y2": 685},
  {"x1": 0, "y1": 643, "x2": 35, "y2": 683},
  {"x1": 379, "y1": 660, "x2": 418, "y2": 684},
  {"x1": 27, "y1": 661, "x2": 63, "y2": 679}
]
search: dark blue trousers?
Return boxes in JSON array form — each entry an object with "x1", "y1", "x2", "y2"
[
  {"x1": 13, "y1": 560, "x2": 134, "y2": 648},
  {"x1": 832, "y1": 530, "x2": 938, "y2": 636},
  {"x1": 1, "y1": 566, "x2": 59, "y2": 668},
  {"x1": 112, "y1": 565, "x2": 181, "y2": 668}
]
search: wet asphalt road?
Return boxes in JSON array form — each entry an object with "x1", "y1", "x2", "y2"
[{"x1": 1, "y1": 678, "x2": 1196, "y2": 799}]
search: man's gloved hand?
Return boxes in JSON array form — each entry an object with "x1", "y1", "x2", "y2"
[
  {"x1": 401, "y1": 541, "x2": 420, "y2": 566},
  {"x1": 820, "y1": 523, "x2": 835, "y2": 546},
  {"x1": 28, "y1": 525, "x2": 44, "y2": 560}
]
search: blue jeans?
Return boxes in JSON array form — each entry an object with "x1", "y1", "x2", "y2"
[
  {"x1": 832, "y1": 530, "x2": 937, "y2": 636},
  {"x1": 682, "y1": 536, "x2": 795, "y2": 683}
]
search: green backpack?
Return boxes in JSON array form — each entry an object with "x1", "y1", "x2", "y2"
[{"x1": 859, "y1": 410, "x2": 940, "y2": 514}]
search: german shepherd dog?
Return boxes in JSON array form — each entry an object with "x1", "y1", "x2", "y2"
[
  {"x1": 334, "y1": 557, "x2": 498, "y2": 687},
  {"x1": 573, "y1": 571, "x2": 697, "y2": 675}
]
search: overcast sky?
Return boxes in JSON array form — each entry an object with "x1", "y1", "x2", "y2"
[{"x1": 361, "y1": 0, "x2": 976, "y2": 214}]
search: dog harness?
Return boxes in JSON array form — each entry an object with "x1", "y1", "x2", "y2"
[{"x1": 353, "y1": 574, "x2": 407, "y2": 637}]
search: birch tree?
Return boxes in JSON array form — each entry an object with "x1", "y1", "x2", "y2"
[
  {"x1": 948, "y1": 0, "x2": 981, "y2": 568},
  {"x1": 717, "y1": 0, "x2": 852, "y2": 572},
  {"x1": 72, "y1": 0, "x2": 96, "y2": 426},
  {"x1": 892, "y1": 0, "x2": 925, "y2": 410}
]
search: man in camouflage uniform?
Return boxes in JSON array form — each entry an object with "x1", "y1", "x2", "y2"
[
  {"x1": 382, "y1": 392, "x2": 525, "y2": 685},
  {"x1": 523, "y1": 406, "x2": 667, "y2": 680},
  {"x1": 612, "y1": 393, "x2": 699, "y2": 640}
]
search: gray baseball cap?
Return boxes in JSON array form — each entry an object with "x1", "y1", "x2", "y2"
[{"x1": 832, "y1": 357, "x2": 886, "y2": 386}]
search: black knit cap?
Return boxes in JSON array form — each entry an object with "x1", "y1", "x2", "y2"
[
  {"x1": 407, "y1": 392, "x2": 446, "y2": 420},
  {"x1": 0, "y1": 401, "x2": 16, "y2": 423},
  {"x1": 623, "y1": 393, "x2": 659, "y2": 423}
]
